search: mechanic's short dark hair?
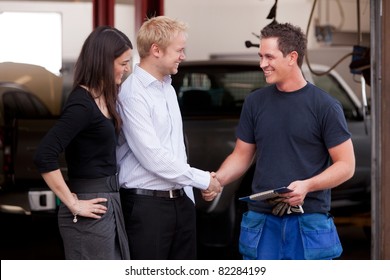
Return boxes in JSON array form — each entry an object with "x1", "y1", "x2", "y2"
[{"x1": 261, "y1": 22, "x2": 307, "y2": 67}]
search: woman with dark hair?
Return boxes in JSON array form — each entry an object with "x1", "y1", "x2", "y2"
[{"x1": 34, "y1": 26, "x2": 133, "y2": 260}]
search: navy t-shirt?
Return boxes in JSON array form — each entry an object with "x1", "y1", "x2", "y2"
[
  {"x1": 237, "y1": 82, "x2": 351, "y2": 213},
  {"x1": 34, "y1": 86, "x2": 117, "y2": 179}
]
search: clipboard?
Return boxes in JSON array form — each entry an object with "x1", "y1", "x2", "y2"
[{"x1": 239, "y1": 187, "x2": 292, "y2": 202}]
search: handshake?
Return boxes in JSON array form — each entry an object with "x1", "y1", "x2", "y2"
[{"x1": 201, "y1": 172, "x2": 222, "y2": 201}]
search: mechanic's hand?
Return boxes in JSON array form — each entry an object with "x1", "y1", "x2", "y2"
[
  {"x1": 280, "y1": 180, "x2": 309, "y2": 207},
  {"x1": 201, "y1": 189, "x2": 218, "y2": 201},
  {"x1": 207, "y1": 172, "x2": 222, "y2": 194},
  {"x1": 202, "y1": 172, "x2": 222, "y2": 201}
]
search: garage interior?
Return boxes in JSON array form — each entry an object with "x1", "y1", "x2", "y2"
[{"x1": 0, "y1": 0, "x2": 389, "y2": 260}]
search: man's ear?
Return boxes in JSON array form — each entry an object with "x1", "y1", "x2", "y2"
[
  {"x1": 289, "y1": 51, "x2": 299, "y2": 66},
  {"x1": 151, "y1": 43, "x2": 161, "y2": 57}
]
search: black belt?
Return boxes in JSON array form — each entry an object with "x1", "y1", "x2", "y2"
[
  {"x1": 122, "y1": 188, "x2": 184, "y2": 199},
  {"x1": 68, "y1": 174, "x2": 119, "y2": 193}
]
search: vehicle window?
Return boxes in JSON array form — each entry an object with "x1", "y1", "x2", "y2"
[
  {"x1": 175, "y1": 67, "x2": 266, "y2": 116},
  {"x1": 311, "y1": 74, "x2": 359, "y2": 120},
  {"x1": 3, "y1": 91, "x2": 52, "y2": 123}
]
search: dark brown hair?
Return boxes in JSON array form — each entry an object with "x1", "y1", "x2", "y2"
[
  {"x1": 261, "y1": 22, "x2": 307, "y2": 67},
  {"x1": 73, "y1": 26, "x2": 133, "y2": 133}
]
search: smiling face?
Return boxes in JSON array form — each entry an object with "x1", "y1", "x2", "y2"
[
  {"x1": 158, "y1": 31, "x2": 187, "y2": 77},
  {"x1": 114, "y1": 48, "x2": 132, "y2": 84},
  {"x1": 258, "y1": 37, "x2": 292, "y2": 86}
]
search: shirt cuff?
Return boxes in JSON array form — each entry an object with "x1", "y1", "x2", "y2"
[{"x1": 190, "y1": 168, "x2": 210, "y2": 190}]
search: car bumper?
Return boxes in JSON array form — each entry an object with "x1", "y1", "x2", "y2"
[{"x1": 0, "y1": 190, "x2": 56, "y2": 215}]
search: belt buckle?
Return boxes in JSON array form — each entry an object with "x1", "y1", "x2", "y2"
[{"x1": 169, "y1": 190, "x2": 174, "y2": 198}]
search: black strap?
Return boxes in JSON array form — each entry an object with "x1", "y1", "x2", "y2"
[
  {"x1": 68, "y1": 174, "x2": 119, "y2": 193},
  {"x1": 121, "y1": 188, "x2": 184, "y2": 199}
]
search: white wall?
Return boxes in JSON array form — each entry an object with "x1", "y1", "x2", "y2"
[
  {"x1": 0, "y1": 1, "x2": 135, "y2": 62},
  {"x1": 165, "y1": 0, "x2": 370, "y2": 60},
  {"x1": 1, "y1": 0, "x2": 369, "y2": 64},
  {"x1": 165, "y1": 0, "x2": 312, "y2": 60},
  {"x1": 163, "y1": 0, "x2": 370, "y2": 98}
]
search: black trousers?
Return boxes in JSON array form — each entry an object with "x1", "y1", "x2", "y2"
[{"x1": 120, "y1": 189, "x2": 197, "y2": 260}]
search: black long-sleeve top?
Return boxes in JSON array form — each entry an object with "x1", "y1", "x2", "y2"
[{"x1": 34, "y1": 86, "x2": 117, "y2": 179}]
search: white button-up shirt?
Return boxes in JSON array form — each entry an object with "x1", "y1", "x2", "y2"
[{"x1": 116, "y1": 64, "x2": 210, "y2": 201}]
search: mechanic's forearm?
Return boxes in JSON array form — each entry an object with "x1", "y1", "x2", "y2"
[
  {"x1": 305, "y1": 160, "x2": 355, "y2": 192},
  {"x1": 306, "y1": 139, "x2": 355, "y2": 192},
  {"x1": 215, "y1": 153, "x2": 254, "y2": 186}
]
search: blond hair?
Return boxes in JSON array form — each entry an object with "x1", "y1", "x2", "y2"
[{"x1": 137, "y1": 16, "x2": 188, "y2": 58}]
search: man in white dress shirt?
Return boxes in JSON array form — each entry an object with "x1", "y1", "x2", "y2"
[{"x1": 117, "y1": 16, "x2": 222, "y2": 260}]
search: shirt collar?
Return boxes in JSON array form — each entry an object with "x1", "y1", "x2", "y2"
[{"x1": 134, "y1": 64, "x2": 172, "y2": 88}]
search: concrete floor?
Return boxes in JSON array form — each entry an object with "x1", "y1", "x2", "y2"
[{"x1": 0, "y1": 212, "x2": 371, "y2": 260}]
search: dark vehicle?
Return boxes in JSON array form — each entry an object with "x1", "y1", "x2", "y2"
[
  {"x1": 172, "y1": 59, "x2": 371, "y2": 257},
  {"x1": 0, "y1": 62, "x2": 66, "y2": 216}
]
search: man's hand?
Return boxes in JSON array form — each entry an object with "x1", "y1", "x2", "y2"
[
  {"x1": 201, "y1": 172, "x2": 222, "y2": 201},
  {"x1": 201, "y1": 190, "x2": 218, "y2": 201},
  {"x1": 207, "y1": 172, "x2": 222, "y2": 193}
]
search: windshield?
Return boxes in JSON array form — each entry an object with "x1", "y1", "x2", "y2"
[
  {"x1": 173, "y1": 65, "x2": 266, "y2": 116},
  {"x1": 311, "y1": 73, "x2": 361, "y2": 121}
]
